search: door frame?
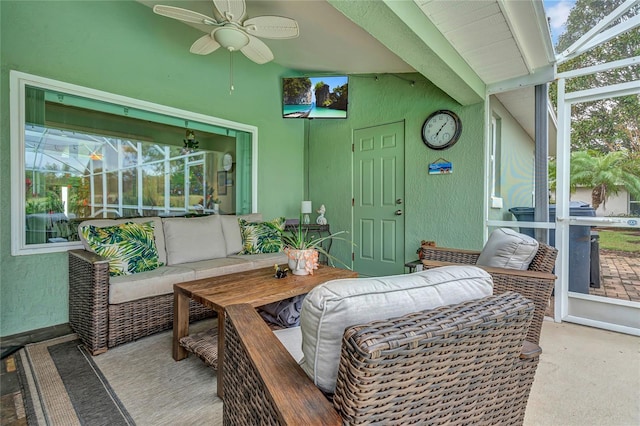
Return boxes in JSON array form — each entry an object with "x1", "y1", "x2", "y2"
[{"x1": 352, "y1": 121, "x2": 406, "y2": 276}]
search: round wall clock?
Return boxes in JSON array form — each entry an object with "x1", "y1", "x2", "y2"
[
  {"x1": 421, "y1": 110, "x2": 462, "y2": 150},
  {"x1": 222, "y1": 153, "x2": 233, "y2": 171}
]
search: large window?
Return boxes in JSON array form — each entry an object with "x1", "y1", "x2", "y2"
[{"x1": 11, "y1": 71, "x2": 257, "y2": 255}]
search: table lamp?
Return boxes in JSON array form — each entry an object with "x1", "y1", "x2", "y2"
[{"x1": 301, "y1": 201, "x2": 312, "y2": 224}]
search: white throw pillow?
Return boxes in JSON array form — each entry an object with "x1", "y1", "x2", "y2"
[
  {"x1": 299, "y1": 265, "x2": 493, "y2": 394},
  {"x1": 162, "y1": 215, "x2": 227, "y2": 265},
  {"x1": 476, "y1": 228, "x2": 539, "y2": 270}
]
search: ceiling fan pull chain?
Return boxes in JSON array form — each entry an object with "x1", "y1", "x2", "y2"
[{"x1": 229, "y1": 50, "x2": 232, "y2": 93}]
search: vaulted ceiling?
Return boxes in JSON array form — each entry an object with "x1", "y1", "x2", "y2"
[{"x1": 138, "y1": 0, "x2": 557, "y2": 140}]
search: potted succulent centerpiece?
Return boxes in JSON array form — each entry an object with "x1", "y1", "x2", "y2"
[{"x1": 281, "y1": 217, "x2": 351, "y2": 276}]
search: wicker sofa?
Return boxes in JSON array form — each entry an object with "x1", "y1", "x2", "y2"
[
  {"x1": 223, "y1": 266, "x2": 541, "y2": 425},
  {"x1": 68, "y1": 213, "x2": 287, "y2": 355}
]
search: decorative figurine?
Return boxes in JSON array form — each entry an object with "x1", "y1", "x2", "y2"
[
  {"x1": 274, "y1": 264, "x2": 289, "y2": 279},
  {"x1": 316, "y1": 204, "x2": 327, "y2": 225}
]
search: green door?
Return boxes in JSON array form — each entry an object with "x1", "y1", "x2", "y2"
[{"x1": 353, "y1": 121, "x2": 405, "y2": 276}]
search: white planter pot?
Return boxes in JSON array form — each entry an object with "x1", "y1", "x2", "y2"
[{"x1": 286, "y1": 248, "x2": 319, "y2": 276}]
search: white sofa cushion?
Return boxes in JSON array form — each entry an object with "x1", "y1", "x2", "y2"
[
  {"x1": 109, "y1": 266, "x2": 195, "y2": 304},
  {"x1": 299, "y1": 265, "x2": 493, "y2": 394},
  {"x1": 274, "y1": 327, "x2": 304, "y2": 363},
  {"x1": 162, "y1": 215, "x2": 227, "y2": 265},
  {"x1": 220, "y1": 213, "x2": 263, "y2": 255},
  {"x1": 181, "y1": 257, "x2": 254, "y2": 280},
  {"x1": 476, "y1": 228, "x2": 539, "y2": 270},
  {"x1": 78, "y1": 217, "x2": 167, "y2": 265},
  {"x1": 227, "y1": 252, "x2": 288, "y2": 269}
]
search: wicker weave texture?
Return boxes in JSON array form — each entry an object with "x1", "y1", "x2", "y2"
[
  {"x1": 420, "y1": 247, "x2": 480, "y2": 264},
  {"x1": 223, "y1": 319, "x2": 282, "y2": 426},
  {"x1": 332, "y1": 292, "x2": 536, "y2": 425},
  {"x1": 107, "y1": 295, "x2": 213, "y2": 348},
  {"x1": 69, "y1": 250, "x2": 214, "y2": 354},
  {"x1": 528, "y1": 243, "x2": 558, "y2": 273},
  {"x1": 421, "y1": 242, "x2": 557, "y2": 345},
  {"x1": 69, "y1": 250, "x2": 110, "y2": 354},
  {"x1": 223, "y1": 293, "x2": 540, "y2": 426}
]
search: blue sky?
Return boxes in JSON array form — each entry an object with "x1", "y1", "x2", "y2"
[{"x1": 544, "y1": 0, "x2": 577, "y2": 45}]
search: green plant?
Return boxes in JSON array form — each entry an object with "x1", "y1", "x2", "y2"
[{"x1": 281, "y1": 215, "x2": 353, "y2": 270}]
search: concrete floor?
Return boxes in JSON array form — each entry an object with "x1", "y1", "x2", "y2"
[{"x1": 525, "y1": 320, "x2": 640, "y2": 426}]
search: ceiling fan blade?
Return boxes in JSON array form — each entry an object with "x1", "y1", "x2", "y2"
[
  {"x1": 153, "y1": 5, "x2": 218, "y2": 25},
  {"x1": 212, "y1": 0, "x2": 246, "y2": 22},
  {"x1": 243, "y1": 16, "x2": 299, "y2": 39},
  {"x1": 190, "y1": 32, "x2": 221, "y2": 55},
  {"x1": 240, "y1": 35, "x2": 274, "y2": 64}
]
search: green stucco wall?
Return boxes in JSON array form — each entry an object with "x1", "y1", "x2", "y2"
[
  {"x1": 0, "y1": 0, "x2": 304, "y2": 336},
  {"x1": 306, "y1": 74, "x2": 485, "y2": 268},
  {"x1": 490, "y1": 97, "x2": 535, "y2": 222},
  {"x1": 1, "y1": 1, "x2": 489, "y2": 337}
]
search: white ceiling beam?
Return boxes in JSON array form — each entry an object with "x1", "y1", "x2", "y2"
[{"x1": 487, "y1": 64, "x2": 555, "y2": 94}]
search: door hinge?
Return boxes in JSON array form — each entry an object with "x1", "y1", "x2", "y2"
[
  {"x1": 352, "y1": 198, "x2": 355, "y2": 207},
  {"x1": 352, "y1": 143, "x2": 354, "y2": 152},
  {"x1": 352, "y1": 252, "x2": 354, "y2": 261}
]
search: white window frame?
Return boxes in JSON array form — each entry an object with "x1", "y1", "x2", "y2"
[{"x1": 10, "y1": 71, "x2": 259, "y2": 256}]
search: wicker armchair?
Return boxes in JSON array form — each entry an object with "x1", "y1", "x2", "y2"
[
  {"x1": 223, "y1": 292, "x2": 541, "y2": 426},
  {"x1": 420, "y1": 242, "x2": 557, "y2": 345}
]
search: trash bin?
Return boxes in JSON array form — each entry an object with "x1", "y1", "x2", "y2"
[
  {"x1": 590, "y1": 231, "x2": 601, "y2": 288},
  {"x1": 509, "y1": 201, "x2": 596, "y2": 294}
]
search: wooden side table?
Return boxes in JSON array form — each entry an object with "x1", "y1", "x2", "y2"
[{"x1": 405, "y1": 260, "x2": 424, "y2": 273}]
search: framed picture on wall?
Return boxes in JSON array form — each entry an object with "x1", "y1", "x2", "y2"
[{"x1": 218, "y1": 171, "x2": 227, "y2": 195}]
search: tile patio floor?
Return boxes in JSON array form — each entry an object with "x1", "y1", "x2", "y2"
[{"x1": 591, "y1": 250, "x2": 640, "y2": 302}]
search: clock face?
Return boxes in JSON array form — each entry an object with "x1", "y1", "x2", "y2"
[
  {"x1": 421, "y1": 110, "x2": 462, "y2": 150},
  {"x1": 222, "y1": 153, "x2": 233, "y2": 171}
]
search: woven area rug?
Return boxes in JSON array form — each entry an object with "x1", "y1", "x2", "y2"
[{"x1": 16, "y1": 319, "x2": 223, "y2": 425}]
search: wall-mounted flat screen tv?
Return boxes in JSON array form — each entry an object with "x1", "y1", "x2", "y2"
[{"x1": 282, "y1": 76, "x2": 348, "y2": 119}]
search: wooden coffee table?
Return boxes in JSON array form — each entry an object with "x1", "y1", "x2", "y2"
[{"x1": 172, "y1": 264, "x2": 358, "y2": 398}]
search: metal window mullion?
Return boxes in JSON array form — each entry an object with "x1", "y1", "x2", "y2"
[
  {"x1": 557, "y1": 56, "x2": 640, "y2": 80},
  {"x1": 117, "y1": 139, "x2": 123, "y2": 217},
  {"x1": 565, "y1": 81, "x2": 640, "y2": 103},
  {"x1": 184, "y1": 157, "x2": 189, "y2": 211},
  {"x1": 101, "y1": 143, "x2": 108, "y2": 217},
  {"x1": 555, "y1": 77, "x2": 571, "y2": 322},
  {"x1": 89, "y1": 159, "x2": 95, "y2": 217},
  {"x1": 534, "y1": 83, "x2": 549, "y2": 244},
  {"x1": 164, "y1": 147, "x2": 170, "y2": 214},
  {"x1": 137, "y1": 141, "x2": 143, "y2": 216}
]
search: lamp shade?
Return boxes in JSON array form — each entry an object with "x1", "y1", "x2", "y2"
[{"x1": 301, "y1": 201, "x2": 312, "y2": 214}]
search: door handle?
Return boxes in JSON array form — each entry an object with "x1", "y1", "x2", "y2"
[{"x1": 395, "y1": 210, "x2": 403, "y2": 216}]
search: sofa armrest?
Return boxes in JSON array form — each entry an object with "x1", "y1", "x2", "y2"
[
  {"x1": 419, "y1": 246, "x2": 481, "y2": 264},
  {"x1": 422, "y1": 259, "x2": 555, "y2": 345},
  {"x1": 68, "y1": 249, "x2": 111, "y2": 355},
  {"x1": 223, "y1": 304, "x2": 341, "y2": 426}
]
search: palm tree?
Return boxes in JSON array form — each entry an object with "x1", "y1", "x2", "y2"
[{"x1": 568, "y1": 150, "x2": 640, "y2": 210}]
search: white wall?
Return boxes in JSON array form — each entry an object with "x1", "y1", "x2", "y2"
[{"x1": 571, "y1": 187, "x2": 629, "y2": 216}]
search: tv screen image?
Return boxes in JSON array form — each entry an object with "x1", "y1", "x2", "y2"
[{"x1": 282, "y1": 76, "x2": 348, "y2": 119}]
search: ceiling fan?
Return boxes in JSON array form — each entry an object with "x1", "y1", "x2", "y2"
[{"x1": 153, "y1": 0, "x2": 299, "y2": 65}]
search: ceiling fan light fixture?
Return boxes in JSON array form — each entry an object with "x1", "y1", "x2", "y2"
[{"x1": 214, "y1": 27, "x2": 250, "y2": 51}]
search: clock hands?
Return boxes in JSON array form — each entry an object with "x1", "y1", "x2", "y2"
[{"x1": 434, "y1": 121, "x2": 448, "y2": 138}]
